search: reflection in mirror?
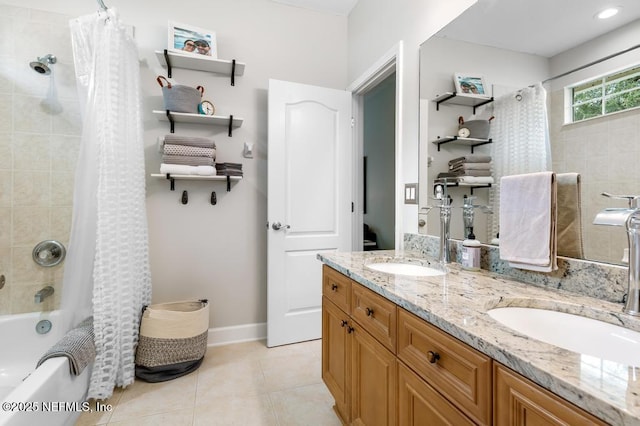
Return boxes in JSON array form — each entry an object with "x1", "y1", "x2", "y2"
[{"x1": 418, "y1": 0, "x2": 640, "y2": 266}]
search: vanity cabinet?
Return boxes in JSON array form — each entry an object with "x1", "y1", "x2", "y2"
[
  {"x1": 397, "y1": 308, "x2": 492, "y2": 425},
  {"x1": 321, "y1": 265, "x2": 397, "y2": 425},
  {"x1": 321, "y1": 265, "x2": 611, "y2": 425},
  {"x1": 493, "y1": 363, "x2": 607, "y2": 426}
]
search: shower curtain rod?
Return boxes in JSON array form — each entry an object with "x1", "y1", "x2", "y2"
[{"x1": 541, "y1": 43, "x2": 640, "y2": 84}]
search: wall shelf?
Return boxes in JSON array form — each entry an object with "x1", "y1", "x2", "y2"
[
  {"x1": 155, "y1": 50, "x2": 246, "y2": 85},
  {"x1": 151, "y1": 173, "x2": 241, "y2": 192},
  {"x1": 434, "y1": 178, "x2": 492, "y2": 195},
  {"x1": 431, "y1": 135, "x2": 492, "y2": 153},
  {"x1": 153, "y1": 110, "x2": 243, "y2": 136},
  {"x1": 433, "y1": 92, "x2": 493, "y2": 114}
]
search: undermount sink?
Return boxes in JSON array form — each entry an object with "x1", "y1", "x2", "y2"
[
  {"x1": 365, "y1": 262, "x2": 446, "y2": 277},
  {"x1": 487, "y1": 307, "x2": 640, "y2": 366}
]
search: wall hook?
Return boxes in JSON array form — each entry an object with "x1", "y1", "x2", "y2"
[
  {"x1": 181, "y1": 190, "x2": 188, "y2": 205},
  {"x1": 211, "y1": 191, "x2": 217, "y2": 205}
]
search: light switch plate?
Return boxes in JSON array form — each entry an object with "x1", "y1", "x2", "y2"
[{"x1": 404, "y1": 183, "x2": 418, "y2": 204}]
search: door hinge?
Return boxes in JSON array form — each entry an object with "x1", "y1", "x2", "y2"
[
  {"x1": 351, "y1": 202, "x2": 354, "y2": 213},
  {"x1": 351, "y1": 117, "x2": 355, "y2": 128}
]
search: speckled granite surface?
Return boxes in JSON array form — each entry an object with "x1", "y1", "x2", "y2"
[{"x1": 318, "y1": 249, "x2": 640, "y2": 426}]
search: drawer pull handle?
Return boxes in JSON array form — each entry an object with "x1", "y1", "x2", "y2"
[
  {"x1": 341, "y1": 320, "x2": 348, "y2": 327},
  {"x1": 365, "y1": 307, "x2": 374, "y2": 317},
  {"x1": 331, "y1": 284, "x2": 338, "y2": 291},
  {"x1": 347, "y1": 326, "x2": 355, "y2": 334},
  {"x1": 427, "y1": 351, "x2": 440, "y2": 364}
]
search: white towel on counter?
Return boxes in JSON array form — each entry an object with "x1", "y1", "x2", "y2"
[
  {"x1": 159, "y1": 163, "x2": 216, "y2": 176},
  {"x1": 499, "y1": 171, "x2": 557, "y2": 272}
]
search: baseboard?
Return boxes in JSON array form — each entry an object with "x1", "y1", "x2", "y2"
[{"x1": 207, "y1": 322, "x2": 267, "y2": 347}]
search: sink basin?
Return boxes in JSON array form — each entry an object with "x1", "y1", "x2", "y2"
[
  {"x1": 487, "y1": 307, "x2": 640, "y2": 366},
  {"x1": 365, "y1": 262, "x2": 446, "y2": 277}
]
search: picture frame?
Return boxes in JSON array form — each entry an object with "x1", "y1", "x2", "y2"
[
  {"x1": 168, "y1": 21, "x2": 217, "y2": 59},
  {"x1": 453, "y1": 73, "x2": 488, "y2": 96}
]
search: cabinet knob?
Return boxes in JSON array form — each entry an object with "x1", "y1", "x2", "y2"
[
  {"x1": 426, "y1": 351, "x2": 440, "y2": 364},
  {"x1": 331, "y1": 283, "x2": 338, "y2": 291},
  {"x1": 347, "y1": 326, "x2": 355, "y2": 334},
  {"x1": 366, "y1": 307, "x2": 374, "y2": 317},
  {"x1": 341, "y1": 320, "x2": 348, "y2": 327}
]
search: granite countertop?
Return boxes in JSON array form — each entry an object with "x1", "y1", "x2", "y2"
[{"x1": 318, "y1": 249, "x2": 640, "y2": 426}]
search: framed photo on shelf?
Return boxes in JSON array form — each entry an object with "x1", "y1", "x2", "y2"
[
  {"x1": 168, "y1": 21, "x2": 217, "y2": 59},
  {"x1": 453, "y1": 73, "x2": 487, "y2": 96}
]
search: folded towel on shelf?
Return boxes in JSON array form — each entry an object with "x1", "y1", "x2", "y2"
[
  {"x1": 448, "y1": 155, "x2": 492, "y2": 166},
  {"x1": 163, "y1": 143, "x2": 216, "y2": 159},
  {"x1": 215, "y1": 163, "x2": 243, "y2": 176},
  {"x1": 160, "y1": 134, "x2": 216, "y2": 149},
  {"x1": 499, "y1": 172, "x2": 557, "y2": 272},
  {"x1": 556, "y1": 173, "x2": 584, "y2": 259},
  {"x1": 449, "y1": 162, "x2": 491, "y2": 171},
  {"x1": 160, "y1": 163, "x2": 216, "y2": 176},
  {"x1": 456, "y1": 176, "x2": 494, "y2": 184},
  {"x1": 37, "y1": 317, "x2": 95, "y2": 376},
  {"x1": 162, "y1": 155, "x2": 215, "y2": 166}
]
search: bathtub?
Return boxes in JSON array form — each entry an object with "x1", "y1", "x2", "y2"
[{"x1": 0, "y1": 311, "x2": 91, "y2": 426}]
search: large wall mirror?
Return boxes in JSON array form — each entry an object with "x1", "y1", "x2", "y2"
[{"x1": 418, "y1": 0, "x2": 640, "y2": 266}]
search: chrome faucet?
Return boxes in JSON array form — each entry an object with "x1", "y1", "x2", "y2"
[
  {"x1": 422, "y1": 183, "x2": 453, "y2": 263},
  {"x1": 34, "y1": 285, "x2": 54, "y2": 304},
  {"x1": 593, "y1": 192, "x2": 640, "y2": 316}
]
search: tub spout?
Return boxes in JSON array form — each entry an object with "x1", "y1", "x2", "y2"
[{"x1": 34, "y1": 285, "x2": 54, "y2": 303}]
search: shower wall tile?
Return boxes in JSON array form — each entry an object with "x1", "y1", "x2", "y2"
[
  {"x1": 51, "y1": 135, "x2": 80, "y2": 171},
  {"x1": 0, "y1": 94, "x2": 12, "y2": 133},
  {"x1": 12, "y1": 206, "x2": 50, "y2": 246},
  {"x1": 13, "y1": 171, "x2": 50, "y2": 206},
  {"x1": 13, "y1": 95, "x2": 51, "y2": 133},
  {"x1": 52, "y1": 100, "x2": 81, "y2": 135},
  {"x1": 0, "y1": 170, "x2": 11, "y2": 207},
  {"x1": 0, "y1": 133, "x2": 12, "y2": 169},
  {"x1": 13, "y1": 133, "x2": 50, "y2": 171},
  {"x1": 50, "y1": 172, "x2": 74, "y2": 206},
  {"x1": 2, "y1": 4, "x2": 76, "y2": 315}
]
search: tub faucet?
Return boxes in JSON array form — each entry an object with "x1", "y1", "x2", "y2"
[
  {"x1": 34, "y1": 285, "x2": 54, "y2": 304},
  {"x1": 593, "y1": 192, "x2": 640, "y2": 316}
]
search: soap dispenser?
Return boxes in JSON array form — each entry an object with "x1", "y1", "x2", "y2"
[{"x1": 462, "y1": 228, "x2": 481, "y2": 271}]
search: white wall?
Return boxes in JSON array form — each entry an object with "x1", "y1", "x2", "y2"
[
  {"x1": 7, "y1": 0, "x2": 348, "y2": 334},
  {"x1": 348, "y1": 0, "x2": 477, "y2": 237}
]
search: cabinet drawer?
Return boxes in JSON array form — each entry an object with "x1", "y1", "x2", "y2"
[
  {"x1": 351, "y1": 283, "x2": 397, "y2": 353},
  {"x1": 398, "y1": 361, "x2": 475, "y2": 426},
  {"x1": 494, "y1": 363, "x2": 607, "y2": 426},
  {"x1": 323, "y1": 265, "x2": 351, "y2": 313},
  {"x1": 397, "y1": 308, "x2": 492, "y2": 425}
]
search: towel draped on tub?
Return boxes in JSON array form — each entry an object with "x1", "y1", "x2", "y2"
[{"x1": 37, "y1": 317, "x2": 96, "y2": 376}]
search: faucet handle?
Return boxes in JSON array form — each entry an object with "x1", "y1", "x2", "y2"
[{"x1": 601, "y1": 192, "x2": 640, "y2": 208}]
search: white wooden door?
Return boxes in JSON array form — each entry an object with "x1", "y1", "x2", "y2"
[{"x1": 267, "y1": 79, "x2": 352, "y2": 347}]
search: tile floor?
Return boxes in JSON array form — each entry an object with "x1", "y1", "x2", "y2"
[{"x1": 75, "y1": 339, "x2": 341, "y2": 426}]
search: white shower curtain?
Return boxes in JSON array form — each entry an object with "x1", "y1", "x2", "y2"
[
  {"x1": 66, "y1": 9, "x2": 151, "y2": 399},
  {"x1": 488, "y1": 83, "x2": 551, "y2": 240}
]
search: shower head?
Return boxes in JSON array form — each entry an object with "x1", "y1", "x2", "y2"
[{"x1": 30, "y1": 54, "x2": 57, "y2": 75}]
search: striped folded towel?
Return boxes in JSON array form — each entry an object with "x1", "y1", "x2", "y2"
[
  {"x1": 162, "y1": 155, "x2": 215, "y2": 166},
  {"x1": 162, "y1": 134, "x2": 216, "y2": 149},
  {"x1": 163, "y1": 143, "x2": 216, "y2": 159}
]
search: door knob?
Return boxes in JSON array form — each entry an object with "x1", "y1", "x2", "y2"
[{"x1": 271, "y1": 222, "x2": 291, "y2": 231}]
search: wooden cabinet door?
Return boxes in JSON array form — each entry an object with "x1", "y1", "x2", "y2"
[
  {"x1": 322, "y1": 297, "x2": 351, "y2": 425},
  {"x1": 398, "y1": 362, "x2": 476, "y2": 426},
  {"x1": 351, "y1": 322, "x2": 397, "y2": 426},
  {"x1": 494, "y1": 363, "x2": 607, "y2": 426}
]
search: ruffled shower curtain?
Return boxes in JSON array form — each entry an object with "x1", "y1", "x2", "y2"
[
  {"x1": 64, "y1": 9, "x2": 151, "y2": 399},
  {"x1": 488, "y1": 83, "x2": 551, "y2": 240}
]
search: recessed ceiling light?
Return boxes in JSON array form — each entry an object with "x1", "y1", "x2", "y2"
[{"x1": 596, "y1": 7, "x2": 619, "y2": 19}]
